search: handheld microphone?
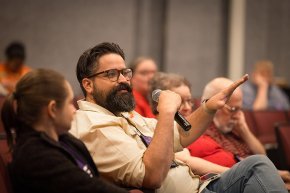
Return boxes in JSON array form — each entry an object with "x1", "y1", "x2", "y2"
[{"x1": 152, "y1": 89, "x2": 192, "y2": 131}]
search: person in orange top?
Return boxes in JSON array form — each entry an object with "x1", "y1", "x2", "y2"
[
  {"x1": 0, "y1": 42, "x2": 31, "y2": 95},
  {"x1": 130, "y1": 57, "x2": 157, "y2": 118}
]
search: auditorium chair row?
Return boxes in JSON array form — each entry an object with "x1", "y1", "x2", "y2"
[
  {"x1": 243, "y1": 110, "x2": 290, "y2": 146},
  {"x1": 243, "y1": 110, "x2": 290, "y2": 170}
]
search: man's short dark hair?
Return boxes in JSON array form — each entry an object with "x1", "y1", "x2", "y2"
[
  {"x1": 5, "y1": 42, "x2": 25, "y2": 60},
  {"x1": 76, "y1": 42, "x2": 125, "y2": 96}
]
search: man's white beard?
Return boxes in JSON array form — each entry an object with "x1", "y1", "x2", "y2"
[{"x1": 220, "y1": 120, "x2": 237, "y2": 134}]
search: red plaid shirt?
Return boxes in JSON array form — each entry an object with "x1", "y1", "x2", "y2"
[
  {"x1": 187, "y1": 134, "x2": 237, "y2": 167},
  {"x1": 205, "y1": 123, "x2": 252, "y2": 158}
]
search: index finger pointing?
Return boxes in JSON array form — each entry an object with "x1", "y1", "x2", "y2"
[{"x1": 224, "y1": 74, "x2": 249, "y2": 95}]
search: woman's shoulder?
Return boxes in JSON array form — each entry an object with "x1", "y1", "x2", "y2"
[{"x1": 11, "y1": 132, "x2": 63, "y2": 169}]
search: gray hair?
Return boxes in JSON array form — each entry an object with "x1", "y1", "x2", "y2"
[
  {"x1": 201, "y1": 77, "x2": 234, "y2": 100},
  {"x1": 149, "y1": 72, "x2": 191, "y2": 115}
]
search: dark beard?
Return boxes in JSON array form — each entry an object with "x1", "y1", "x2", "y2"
[{"x1": 92, "y1": 82, "x2": 135, "y2": 114}]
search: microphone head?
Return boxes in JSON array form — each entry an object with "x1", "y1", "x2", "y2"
[{"x1": 152, "y1": 89, "x2": 162, "y2": 102}]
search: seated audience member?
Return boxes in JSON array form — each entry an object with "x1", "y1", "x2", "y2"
[
  {"x1": 130, "y1": 57, "x2": 157, "y2": 118},
  {"x1": 202, "y1": 77, "x2": 290, "y2": 189},
  {"x1": 70, "y1": 42, "x2": 287, "y2": 193},
  {"x1": 242, "y1": 60, "x2": 290, "y2": 110},
  {"x1": 149, "y1": 72, "x2": 237, "y2": 171},
  {"x1": 2, "y1": 69, "x2": 139, "y2": 193},
  {"x1": 0, "y1": 42, "x2": 31, "y2": 95}
]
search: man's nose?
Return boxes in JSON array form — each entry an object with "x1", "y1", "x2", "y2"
[{"x1": 118, "y1": 73, "x2": 129, "y2": 83}]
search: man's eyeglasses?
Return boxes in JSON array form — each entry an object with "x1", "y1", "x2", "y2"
[
  {"x1": 224, "y1": 104, "x2": 241, "y2": 113},
  {"x1": 87, "y1": 68, "x2": 133, "y2": 82}
]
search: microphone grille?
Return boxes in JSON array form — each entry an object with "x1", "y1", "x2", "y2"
[{"x1": 152, "y1": 89, "x2": 162, "y2": 102}]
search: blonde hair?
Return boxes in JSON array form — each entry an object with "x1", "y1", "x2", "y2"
[{"x1": 254, "y1": 60, "x2": 273, "y2": 72}]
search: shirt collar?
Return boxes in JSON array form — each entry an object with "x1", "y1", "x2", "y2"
[
  {"x1": 77, "y1": 99, "x2": 137, "y2": 118},
  {"x1": 77, "y1": 99, "x2": 116, "y2": 116}
]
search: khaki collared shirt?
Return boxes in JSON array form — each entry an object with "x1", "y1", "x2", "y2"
[{"x1": 70, "y1": 100, "x2": 208, "y2": 193}]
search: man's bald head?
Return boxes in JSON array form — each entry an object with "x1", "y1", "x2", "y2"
[
  {"x1": 202, "y1": 77, "x2": 243, "y2": 134},
  {"x1": 202, "y1": 77, "x2": 242, "y2": 101}
]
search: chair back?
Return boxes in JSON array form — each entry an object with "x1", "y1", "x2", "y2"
[
  {"x1": 251, "y1": 111, "x2": 288, "y2": 146},
  {"x1": 0, "y1": 151, "x2": 13, "y2": 193},
  {"x1": 0, "y1": 96, "x2": 6, "y2": 133},
  {"x1": 276, "y1": 124, "x2": 290, "y2": 170},
  {"x1": 243, "y1": 110, "x2": 258, "y2": 136}
]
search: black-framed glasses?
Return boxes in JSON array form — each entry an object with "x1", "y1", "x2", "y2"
[
  {"x1": 87, "y1": 68, "x2": 133, "y2": 82},
  {"x1": 224, "y1": 104, "x2": 241, "y2": 113}
]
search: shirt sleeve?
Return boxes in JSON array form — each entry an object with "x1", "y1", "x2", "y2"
[
  {"x1": 173, "y1": 122, "x2": 185, "y2": 152},
  {"x1": 143, "y1": 117, "x2": 184, "y2": 152}
]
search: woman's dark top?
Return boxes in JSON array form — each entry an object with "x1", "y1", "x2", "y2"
[{"x1": 9, "y1": 127, "x2": 128, "y2": 193}]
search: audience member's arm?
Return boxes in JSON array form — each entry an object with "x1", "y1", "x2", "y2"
[
  {"x1": 142, "y1": 90, "x2": 181, "y2": 188},
  {"x1": 234, "y1": 111, "x2": 266, "y2": 155},
  {"x1": 175, "y1": 149, "x2": 229, "y2": 175},
  {"x1": 179, "y1": 75, "x2": 249, "y2": 147},
  {"x1": 252, "y1": 73, "x2": 269, "y2": 110}
]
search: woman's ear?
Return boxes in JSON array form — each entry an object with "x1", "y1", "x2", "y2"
[
  {"x1": 47, "y1": 100, "x2": 57, "y2": 119},
  {"x1": 82, "y1": 78, "x2": 94, "y2": 94}
]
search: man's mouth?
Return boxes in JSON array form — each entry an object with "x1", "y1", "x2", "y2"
[{"x1": 118, "y1": 89, "x2": 129, "y2": 93}]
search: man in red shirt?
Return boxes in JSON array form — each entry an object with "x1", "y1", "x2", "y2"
[{"x1": 202, "y1": 77, "x2": 290, "y2": 190}]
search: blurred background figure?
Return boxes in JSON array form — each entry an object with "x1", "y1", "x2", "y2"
[
  {"x1": 0, "y1": 42, "x2": 30, "y2": 95},
  {"x1": 242, "y1": 60, "x2": 290, "y2": 110},
  {"x1": 149, "y1": 72, "x2": 193, "y2": 117},
  {"x1": 130, "y1": 57, "x2": 157, "y2": 118}
]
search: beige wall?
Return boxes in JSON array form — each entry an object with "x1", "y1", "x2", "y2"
[
  {"x1": 245, "y1": 0, "x2": 290, "y2": 84},
  {"x1": 1, "y1": 0, "x2": 290, "y2": 97}
]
